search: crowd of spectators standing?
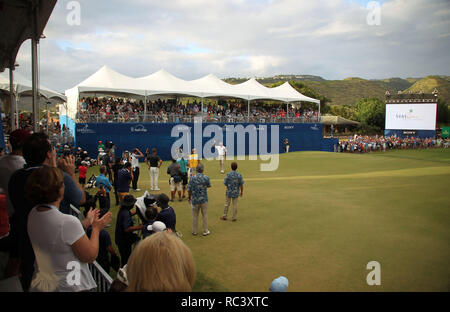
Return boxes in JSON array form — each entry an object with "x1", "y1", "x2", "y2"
[
  {"x1": 338, "y1": 135, "x2": 449, "y2": 153},
  {"x1": 77, "y1": 96, "x2": 319, "y2": 123}
]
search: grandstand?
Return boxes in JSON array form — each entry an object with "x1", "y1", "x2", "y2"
[{"x1": 61, "y1": 66, "x2": 337, "y2": 160}]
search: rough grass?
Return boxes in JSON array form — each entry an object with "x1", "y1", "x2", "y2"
[{"x1": 85, "y1": 149, "x2": 450, "y2": 291}]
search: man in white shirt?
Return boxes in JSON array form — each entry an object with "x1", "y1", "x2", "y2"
[
  {"x1": 213, "y1": 141, "x2": 227, "y2": 174},
  {"x1": 130, "y1": 148, "x2": 144, "y2": 191}
]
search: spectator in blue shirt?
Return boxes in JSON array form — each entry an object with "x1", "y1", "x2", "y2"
[
  {"x1": 221, "y1": 162, "x2": 244, "y2": 222},
  {"x1": 187, "y1": 163, "x2": 211, "y2": 236},
  {"x1": 95, "y1": 165, "x2": 112, "y2": 216}
]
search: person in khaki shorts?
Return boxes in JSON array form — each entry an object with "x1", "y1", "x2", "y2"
[
  {"x1": 187, "y1": 163, "x2": 211, "y2": 236},
  {"x1": 221, "y1": 162, "x2": 244, "y2": 222}
]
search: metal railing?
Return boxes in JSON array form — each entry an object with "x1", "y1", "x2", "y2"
[
  {"x1": 76, "y1": 112, "x2": 320, "y2": 124},
  {"x1": 69, "y1": 204, "x2": 113, "y2": 292}
]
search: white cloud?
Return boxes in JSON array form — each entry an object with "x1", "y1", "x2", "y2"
[{"x1": 9, "y1": 0, "x2": 450, "y2": 92}]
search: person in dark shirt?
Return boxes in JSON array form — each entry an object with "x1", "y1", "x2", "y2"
[
  {"x1": 167, "y1": 159, "x2": 183, "y2": 202},
  {"x1": 155, "y1": 194, "x2": 176, "y2": 232},
  {"x1": 83, "y1": 209, "x2": 118, "y2": 274},
  {"x1": 146, "y1": 148, "x2": 162, "y2": 191},
  {"x1": 141, "y1": 206, "x2": 158, "y2": 239},
  {"x1": 116, "y1": 162, "x2": 133, "y2": 205},
  {"x1": 115, "y1": 195, "x2": 142, "y2": 266},
  {"x1": 111, "y1": 157, "x2": 123, "y2": 206}
]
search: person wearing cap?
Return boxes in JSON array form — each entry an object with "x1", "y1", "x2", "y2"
[
  {"x1": 146, "y1": 148, "x2": 162, "y2": 191},
  {"x1": 213, "y1": 141, "x2": 227, "y2": 174},
  {"x1": 116, "y1": 162, "x2": 134, "y2": 205},
  {"x1": 188, "y1": 148, "x2": 200, "y2": 178},
  {"x1": 145, "y1": 221, "x2": 168, "y2": 238},
  {"x1": 270, "y1": 276, "x2": 289, "y2": 292},
  {"x1": 130, "y1": 148, "x2": 144, "y2": 192},
  {"x1": 98, "y1": 140, "x2": 105, "y2": 151},
  {"x1": 155, "y1": 194, "x2": 177, "y2": 232},
  {"x1": 187, "y1": 163, "x2": 211, "y2": 236},
  {"x1": 115, "y1": 195, "x2": 142, "y2": 266},
  {"x1": 167, "y1": 159, "x2": 183, "y2": 202}
]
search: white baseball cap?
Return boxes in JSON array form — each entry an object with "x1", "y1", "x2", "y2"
[{"x1": 147, "y1": 221, "x2": 166, "y2": 232}]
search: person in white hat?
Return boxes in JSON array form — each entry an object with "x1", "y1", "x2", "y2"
[
  {"x1": 270, "y1": 276, "x2": 289, "y2": 292},
  {"x1": 147, "y1": 221, "x2": 167, "y2": 234}
]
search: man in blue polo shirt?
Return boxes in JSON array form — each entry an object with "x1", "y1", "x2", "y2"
[{"x1": 95, "y1": 165, "x2": 113, "y2": 216}]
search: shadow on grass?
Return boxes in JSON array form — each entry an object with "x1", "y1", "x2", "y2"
[{"x1": 192, "y1": 271, "x2": 229, "y2": 292}]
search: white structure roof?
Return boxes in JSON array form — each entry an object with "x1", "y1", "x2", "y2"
[
  {"x1": 64, "y1": 66, "x2": 320, "y2": 120},
  {"x1": 0, "y1": 71, "x2": 66, "y2": 101}
]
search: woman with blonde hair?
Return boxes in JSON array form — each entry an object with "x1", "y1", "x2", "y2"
[{"x1": 126, "y1": 231, "x2": 195, "y2": 292}]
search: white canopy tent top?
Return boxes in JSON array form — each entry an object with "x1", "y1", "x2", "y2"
[
  {"x1": 64, "y1": 65, "x2": 320, "y2": 121},
  {"x1": 0, "y1": 71, "x2": 66, "y2": 101}
]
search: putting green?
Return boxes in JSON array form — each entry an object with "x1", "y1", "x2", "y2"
[{"x1": 86, "y1": 148, "x2": 450, "y2": 291}]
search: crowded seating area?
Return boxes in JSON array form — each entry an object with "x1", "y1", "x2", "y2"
[
  {"x1": 338, "y1": 135, "x2": 449, "y2": 153},
  {"x1": 76, "y1": 96, "x2": 320, "y2": 123}
]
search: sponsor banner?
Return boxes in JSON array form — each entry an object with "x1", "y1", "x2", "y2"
[
  {"x1": 402, "y1": 130, "x2": 417, "y2": 136},
  {"x1": 75, "y1": 122, "x2": 328, "y2": 161}
]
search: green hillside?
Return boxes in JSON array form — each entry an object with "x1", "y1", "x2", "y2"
[
  {"x1": 223, "y1": 75, "x2": 450, "y2": 106},
  {"x1": 405, "y1": 76, "x2": 450, "y2": 103}
]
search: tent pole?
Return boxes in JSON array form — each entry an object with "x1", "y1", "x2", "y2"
[
  {"x1": 31, "y1": 3, "x2": 40, "y2": 133},
  {"x1": 201, "y1": 97, "x2": 204, "y2": 122},
  {"x1": 318, "y1": 100, "x2": 321, "y2": 122},
  {"x1": 144, "y1": 91, "x2": 147, "y2": 122},
  {"x1": 16, "y1": 94, "x2": 20, "y2": 128},
  {"x1": 286, "y1": 102, "x2": 289, "y2": 122},
  {"x1": 9, "y1": 66, "x2": 16, "y2": 131},
  {"x1": 247, "y1": 99, "x2": 250, "y2": 122}
]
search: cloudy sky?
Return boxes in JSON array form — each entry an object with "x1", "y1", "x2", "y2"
[{"x1": 12, "y1": 0, "x2": 450, "y2": 92}]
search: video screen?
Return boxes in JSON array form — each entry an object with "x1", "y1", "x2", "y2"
[{"x1": 385, "y1": 103, "x2": 437, "y2": 130}]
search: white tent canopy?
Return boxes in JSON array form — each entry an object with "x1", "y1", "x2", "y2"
[
  {"x1": 64, "y1": 65, "x2": 320, "y2": 120},
  {"x1": 0, "y1": 71, "x2": 66, "y2": 101}
]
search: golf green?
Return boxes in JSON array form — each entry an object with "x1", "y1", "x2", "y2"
[{"x1": 85, "y1": 148, "x2": 450, "y2": 291}]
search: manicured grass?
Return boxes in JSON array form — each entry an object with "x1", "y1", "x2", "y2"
[{"x1": 84, "y1": 148, "x2": 450, "y2": 291}]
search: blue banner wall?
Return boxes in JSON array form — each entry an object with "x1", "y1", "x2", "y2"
[{"x1": 75, "y1": 122, "x2": 330, "y2": 160}]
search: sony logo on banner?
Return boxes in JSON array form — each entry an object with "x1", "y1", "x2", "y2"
[
  {"x1": 284, "y1": 126, "x2": 294, "y2": 130},
  {"x1": 131, "y1": 124, "x2": 148, "y2": 133}
]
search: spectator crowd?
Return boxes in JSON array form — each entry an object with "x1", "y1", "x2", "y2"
[
  {"x1": 0, "y1": 131, "x2": 250, "y2": 293},
  {"x1": 338, "y1": 135, "x2": 449, "y2": 153},
  {"x1": 77, "y1": 96, "x2": 319, "y2": 123}
]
